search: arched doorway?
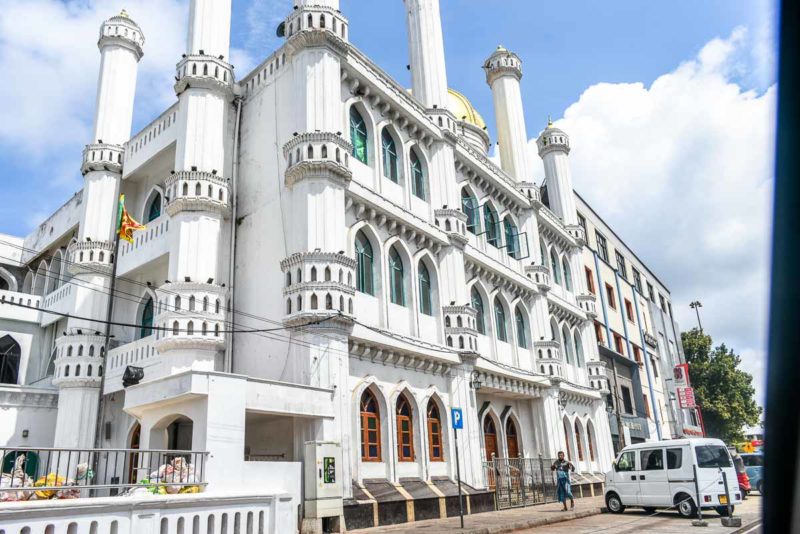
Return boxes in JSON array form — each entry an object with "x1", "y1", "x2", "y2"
[
  {"x1": 0, "y1": 335, "x2": 21, "y2": 385},
  {"x1": 483, "y1": 417, "x2": 498, "y2": 460},
  {"x1": 127, "y1": 423, "x2": 141, "y2": 483},
  {"x1": 506, "y1": 418, "x2": 519, "y2": 458}
]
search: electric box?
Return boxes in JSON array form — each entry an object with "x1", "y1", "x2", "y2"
[{"x1": 304, "y1": 441, "x2": 343, "y2": 519}]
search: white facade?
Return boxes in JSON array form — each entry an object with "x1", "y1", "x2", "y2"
[{"x1": 0, "y1": 1, "x2": 690, "y2": 530}]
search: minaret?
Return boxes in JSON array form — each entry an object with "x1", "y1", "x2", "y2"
[
  {"x1": 404, "y1": 0, "x2": 449, "y2": 109},
  {"x1": 155, "y1": 0, "x2": 234, "y2": 372},
  {"x1": 536, "y1": 121, "x2": 579, "y2": 226},
  {"x1": 483, "y1": 46, "x2": 532, "y2": 183},
  {"x1": 53, "y1": 11, "x2": 144, "y2": 449}
]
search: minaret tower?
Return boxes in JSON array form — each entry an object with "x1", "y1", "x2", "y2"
[
  {"x1": 154, "y1": 0, "x2": 234, "y2": 373},
  {"x1": 404, "y1": 0, "x2": 449, "y2": 109},
  {"x1": 483, "y1": 46, "x2": 532, "y2": 183},
  {"x1": 536, "y1": 121, "x2": 580, "y2": 226},
  {"x1": 53, "y1": 11, "x2": 144, "y2": 448}
]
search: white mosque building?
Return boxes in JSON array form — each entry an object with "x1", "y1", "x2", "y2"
[{"x1": 0, "y1": 0, "x2": 694, "y2": 531}]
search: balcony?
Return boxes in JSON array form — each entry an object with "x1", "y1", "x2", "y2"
[
  {"x1": 533, "y1": 340, "x2": 563, "y2": 377},
  {"x1": 116, "y1": 214, "x2": 171, "y2": 276},
  {"x1": 565, "y1": 224, "x2": 586, "y2": 245},
  {"x1": 576, "y1": 293, "x2": 598, "y2": 319},
  {"x1": 524, "y1": 264, "x2": 552, "y2": 292},
  {"x1": 41, "y1": 283, "x2": 76, "y2": 326},
  {"x1": 587, "y1": 361, "x2": 610, "y2": 393},
  {"x1": 0, "y1": 290, "x2": 41, "y2": 323},
  {"x1": 123, "y1": 104, "x2": 178, "y2": 178},
  {"x1": 105, "y1": 335, "x2": 160, "y2": 394}
]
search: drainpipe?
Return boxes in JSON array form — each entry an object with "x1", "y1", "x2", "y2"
[
  {"x1": 225, "y1": 96, "x2": 243, "y2": 374},
  {"x1": 592, "y1": 252, "x2": 612, "y2": 347},
  {"x1": 631, "y1": 286, "x2": 663, "y2": 440}
]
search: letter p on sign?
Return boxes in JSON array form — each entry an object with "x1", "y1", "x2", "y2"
[{"x1": 451, "y1": 407, "x2": 463, "y2": 430}]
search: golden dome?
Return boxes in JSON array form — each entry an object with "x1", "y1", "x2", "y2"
[{"x1": 447, "y1": 89, "x2": 487, "y2": 130}]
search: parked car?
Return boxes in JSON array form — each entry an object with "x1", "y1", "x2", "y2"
[
  {"x1": 740, "y1": 452, "x2": 764, "y2": 495},
  {"x1": 604, "y1": 438, "x2": 742, "y2": 518}
]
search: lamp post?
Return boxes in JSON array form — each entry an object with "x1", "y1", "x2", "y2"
[{"x1": 689, "y1": 301, "x2": 703, "y2": 333}]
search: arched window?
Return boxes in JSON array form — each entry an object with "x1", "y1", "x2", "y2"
[
  {"x1": 562, "y1": 255, "x2": 572, "y2": 291},
  {"x1": 504, "y1": 218, "x2": 520, "y2": 259},
  {"x1": 550, "y1": 249, "x2": 562, "y2": 285},
  {"x1": 396, "y1": 395, "x2": 414, "y2": 461},
  {"x1": 381, "y1": 129, "x2": 398, "y2": 182},
  {"x1": 360, "y1": 390, "x2": 381, "y2": 461},
  {"x1": 562, "y1": 327, "x2": 573, "y2": 365},
  {"x1": 427, "y1": 400, "x2": 443, "y2": 461},
  {"x1": 574, "y1": 332, "x2": 584, "y2": 367},
  {"x1": 515, "y1": 307, "x2": 527, "y2": 348},
  {"x1": 575, "y1": 421, "x2": 585, "y2": 461},
  {"x1": 483, "y1": 417, "x2": 498, "y2": 460},
  {"x1": 139, "y1": 297, "x2": 154, "y2": 339},
  {"x1": 506, "y1": 418, "x2": 519, "y2": 458},
  {"x1": 539, "y1": 239, "x2": 548, "y2": 266},
  {"x1": 563, "y1": 418, "x2": 573, "y2": 460},
  {"x1": 0, "y1": 335, "x2": 21, "y2": 385},
  {"x1": 410, "y1": 149, "x2": 425, "y2": 199},
  {"x1": 146, "y1": 193, "x2": 162, "y2": 222},
  {"x1": 388, "y1": 247, "x2": 405, "y2": 306},
  {"x1": 483, "y1": 204, "x2": 500, "y2": 246},
  {"x1": 355, "y1": 231, "x2": 374, "y2": 295},
  {"x1": 587, "y1": 422, "x2": 596, "y2": 461},
  {"x1": 461, "y1": 189, "x2": 479, "y2": 234},
  {"x1": 471, "y1": 287, "x2": 486, "y2": 335},
  {"x1": 418, "y1": 262, "x2": 433, "y2": 316},
  {"x1": 350, "y1": 107, "x2": 368, "y2": 164},
  {"x1": 494, "y1": 298, "x2": 507, "y2": 342}
]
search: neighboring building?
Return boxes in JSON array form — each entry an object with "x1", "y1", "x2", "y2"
[{"x1": 0, "y1": 0, "x2": 692, "y2": 531}]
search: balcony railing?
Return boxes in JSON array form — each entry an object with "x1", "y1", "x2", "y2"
[{"x1": 0, "y1": 447, "x2": 208, "y2": 501}]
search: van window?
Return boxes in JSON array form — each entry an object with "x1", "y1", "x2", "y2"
[
  {"x1": 616, "y1": 450, "x2": 636, "y2": 472},
  {"x1": 695, "y1": 444, "x2": 732, "y2": 468},
  {"x1": 667, "y1": 448, "x2": 683, "y2": 469},
  {"x1": 741, "y1": 455, "x2": 763, "y2": 467},
  {"x1": 641, "y1": 449, "x2": 664, "y2": 470}
]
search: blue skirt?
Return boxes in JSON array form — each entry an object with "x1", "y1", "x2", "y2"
[{"x1": 556, "y1": 473, "x2": 573, "y2": 502}]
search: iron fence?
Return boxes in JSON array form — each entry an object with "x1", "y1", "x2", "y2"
[
  {"x1": 482, "y1": 456, "x2": 558, "y2": 510},
  {"x1": 0, "y1": 446, "x2": 208, "y2": 499}
]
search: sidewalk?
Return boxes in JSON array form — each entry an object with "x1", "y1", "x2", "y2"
[{"x1": 355, "y1": 497, "x2": 606, "y2": 533}]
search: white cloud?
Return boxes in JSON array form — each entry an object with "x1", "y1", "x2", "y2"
[{"x1": 534, "y1": 27, "x2": 775, "y2": 405}]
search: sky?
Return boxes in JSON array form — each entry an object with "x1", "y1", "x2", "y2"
[{"x1": 0, "y1": 0, "x2": 778, "y2": 405}]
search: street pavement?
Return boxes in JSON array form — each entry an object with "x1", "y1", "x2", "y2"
[{"x1": 513, "y1": 493, "x2": 763, "y2": 534}]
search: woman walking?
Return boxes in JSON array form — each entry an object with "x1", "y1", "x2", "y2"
[{"x1": 551, "y1": 451, "x2": 576, "y2": 511}]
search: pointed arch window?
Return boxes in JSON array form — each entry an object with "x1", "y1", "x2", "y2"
[
  {"x1": 388, "y1": 247, "x2": 405, "y2": 306},
  {"x1": 146, "y1": 193, "x2": 161, "y2": 222},
  {"x1": 139, "y1": 297, "x2": 154, "y2": 339},
  {"x1": 574, "y1": 332, "x2": 584, "y2": 367},
  {"x1": 427, "y1": 400, "x2": 443, "y2": 461},
  {"x1": 550, "y1": 249, "x2": 562, "y2": 285},
  {"x1": 506, "y1": 418, "x2": 519, "y2": 458},
  {"x1": 461, "y1": 189, "x2": 479, "y2": 234},
  {"x1": 494, "y1": 298, "x2": 507, "y2": 342},
  {"x1": 483, "y1": 417, "x2": 498, "y2": 460},
  {"x1": 562, "y1": 327, "x2": 573, "y2": 365},
  {"x1": 418, "y1": 262, "x2": 433, "y2": 316},
  {"x1": 396, "y1": 395, "x2": 415, "y2": 461},
  {"x1": 360, "y1": 390, "x2": 381, "y2": 461},
  {"x1": 355, "y1": 231, "x2": 374, "y2": 295},
  {"x1": 381, "y1": 129, "x2": 399, "y2": 182},
  {"x1": 575, "y1": 421, "x2": 585, "y2": 461},
  {"x1": 504, "y1": 218, "x2": 520, "y2": 259},
  {"x1": 471, "y1": 287, "x2": 486, "y2": 335},
  {"x1": 0, "y1": 335, "x2": 21, "y2": 385},
  {"x1": 483, "y1": 204, "x2": 500, "y2": 246},
  {"x1": 410, "y1": 149, "x2": 425, "y2": 199},
  {"x1": 515, "y1": 307, "x2": 527, "y2": 348},
  {"x1": 587, "y1": 423, "x2": 596, "y2": 461},
  {"x1": 350, "y1": 107, "x2": 368, "y2": 164},
  {"x1": 562, "y1": 255, "x2": 573, "y2": 291},
  {"x1": 563, "y1": 418, "x2": 573, "y2": 460}
]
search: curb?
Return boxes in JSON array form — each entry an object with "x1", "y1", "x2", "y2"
[{"x1": 453, "y1": 507, "x2": 606, "y2": 534}]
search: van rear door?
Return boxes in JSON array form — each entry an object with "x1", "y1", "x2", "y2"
[
  {"x1": 694, "y1": 443, "x2": 738, "y2": 505},
  {"x1": 638, "y1": 448, "x2": 669, "y2": 506}
]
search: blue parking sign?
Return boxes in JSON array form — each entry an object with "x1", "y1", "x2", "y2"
[{"x1": 451, "y1": 408, "x2": 463, "y2": 430}]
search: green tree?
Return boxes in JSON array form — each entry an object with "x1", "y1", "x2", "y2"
[{"x1": 681, "y1": 328, "x2": 762, "y2": 443}]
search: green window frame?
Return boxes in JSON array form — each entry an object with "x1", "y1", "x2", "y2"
[
  {"x1": 504, "y1": 218, "x2": 520, "y2": 259},
  {"x1": 410, "y1": 149, "x2": 425, "y2": 199},
  {"x1": 461, "y1": 189, "x2": 479, "y2": 234},
  {"x1": 483, "y1": 204, "x2": 500, "y2": 246},
  {"x1": 350, "y1": 107, "x2": 368, "y2": 164},
  {"x1": 562, "y1": 256, "x2": 572, "y2": 291},
  {"x1": 494, "y1": 299, "x2": 507, "y2": 342},
  {"x1": 574, "y1": 332, "x2": 584, "y2": 366},
  {"x1": 381, "y1": 129, "x2": 398, "y2": 182},
  {"x1": 389, "y1": 247, "x2": 405, "y2": 306},
  {"x1": 515, "y1": 307, "x2": 527, "y2": 348},
  {"x1": 146, "y1": 193, "x2": 161, "y2": 222},
  {"x1": 471, "y1": 287, "x2": 485, "y2": 334},
  {"x1": 418, "y1": 262, "x2": 433, "y2": 315},
  {"x1": 355, "y1": 231, "x2": 374, "y2": 295},
  {"x1": 139, "y1": 297, "x2": 154, "y2": 339},
  {"x1": 550, "y1": 249, "x2": 561, "y2": 285}
]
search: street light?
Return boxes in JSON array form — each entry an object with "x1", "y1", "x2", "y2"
[{"x1": 689, "y1": 301, "x2": 703, "y2": 332}]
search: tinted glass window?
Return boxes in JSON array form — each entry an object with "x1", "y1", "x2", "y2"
[
  {"x1": 695, "y1": 445, "x2": 732, "y2": 468},
  {"x1": 741, "y1": 455, "x2": 763, "y2": 467},
  {"x1": 616, "y1": 451, "x2": 636, "y2": 472},
  {"x1": 641, "y1": 449, "x2": 664, "y2": 471},
  {"x1": 667, "y1": 448, "x2": 683, "y2": 469}
]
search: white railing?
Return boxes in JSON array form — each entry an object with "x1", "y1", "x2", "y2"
[
  {"x1": 105, "y1": 335, "x2": 160, "y2": 394},
  {"x1": 0, "y1": 491, "x2": 294, "y2": 534},
  {"x1": 116, "y1": 215, "x2": 171, "y2": 276},
  {"x1": 123, "y1": 104, "x2": 179, "y2": 178},
  {"x1": 0, "y1": 290, "x2": 41, "y2": 323},
  {"x1": 40, "y1": 284, "x2": 75, "y2": 326}
]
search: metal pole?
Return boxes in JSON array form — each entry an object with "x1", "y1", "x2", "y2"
[
  {"x1": 691, "y1": 464, "x2": 707, "y2": 526},
  {"x1": 539, "y1": 454, "x2": 547, "y2": 504},
  {"x1": 722, "y1": 470, "x2": 733, "y2": 518},
  {"x1": 454, "y1": 427, "x2": 464, "y2": 529}
]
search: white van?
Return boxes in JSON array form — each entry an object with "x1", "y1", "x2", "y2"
[{"x1": 604, "y1": 438, "x2": 742, "y2": 518}]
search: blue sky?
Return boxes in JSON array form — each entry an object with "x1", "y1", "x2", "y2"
[{"x1": 0, "y1": 0, "x2": 778, "y2": 404}]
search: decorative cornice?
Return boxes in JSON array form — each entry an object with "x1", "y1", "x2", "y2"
[
  {"x1": 174, "y1": 55, "x2": 235, "y2": 98},
  {"x1": 0, "y1": 386, "x2": 58, "y2": 409},
  {"x1": 67, "y1": 240, "x2": 114, "y2": 275},
  {"x1": 285, "y1": 160, "x2": 352, "y2": 188},
  {"x1": 165, "y1": 171, "x2": 231, "y2": 217},
  {"x1": 81, "y1": 143, "x2": 124, "y2": 175}
]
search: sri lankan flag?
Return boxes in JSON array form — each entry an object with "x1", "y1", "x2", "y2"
[{"x1": 117, "y1": 195, "x2": 146, "y2": 243}]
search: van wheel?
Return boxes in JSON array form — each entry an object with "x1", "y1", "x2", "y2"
[
  {"x1": 716, "y1": 506, "x2": 734, "y2": 516},
  {"x1": 606, "y1": 492, "x2": 625, "y2": 514},
  {"x1": 675, "y1": 494, "x2": 697, "y2": 518}
]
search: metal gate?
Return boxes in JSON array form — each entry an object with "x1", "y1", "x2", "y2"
[{"x1": 483, "y1": 456, "x2": 557, "y2": 510}]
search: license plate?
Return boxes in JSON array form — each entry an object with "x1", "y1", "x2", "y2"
[{"x1": 719, "y1": 495, "x2": 728, "y2": 504}]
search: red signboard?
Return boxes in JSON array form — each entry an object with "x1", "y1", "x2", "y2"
[
  {"x1": 677, "y1": 387, "x2": 696, "y2": 408},
  {"x1": 674, "y1": 364, "x2": 690, "y2": 388}
]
